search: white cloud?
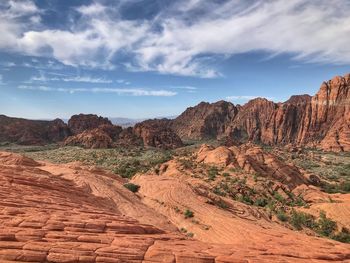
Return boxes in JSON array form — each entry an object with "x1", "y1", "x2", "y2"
[
  {"x1": 62, "y1": 76, "x2": 113, "y2": 84},
  {"x1": 117, "y1": 79, "x2": 131, "y2": 85},
  {"x1": 7, "y1": 0, "x2": 39, "y2": 17},
  {"x1": 76, "y1": 3, "x2": 106, "y2": 16},
  {"x1": 0, "y1": 62, "x2": 16, "y2": 67},
  {"x1": 1, "y1": 0, "x2": 350, "y2": 77},
  {"x1": 28, "y1": 72, "x2": 112, "y2": 83},
  {"x1": 17, "y1": 85, "x2": 177, "y2": 96}
]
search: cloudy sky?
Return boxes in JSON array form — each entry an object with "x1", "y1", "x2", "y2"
[{"x1": 0, "y1": 0, "x2": 349, "y2": 119}]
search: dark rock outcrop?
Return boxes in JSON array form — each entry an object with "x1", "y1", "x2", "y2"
[
  {"x1": 170, "y1": 100, "x2": 238, "y2": 140},
  {"x1": 63, "y1": 127, "x2": 114, "y2": 149},
  {"x1": 0, "y1": 115, "x2": 70, "y2": 145},
  {"x1": 134, "y1": 119, "x2": 183, "y2": 149},
  {"x1": 68, "y1": 114, "x2": 112, "y2": 135}
]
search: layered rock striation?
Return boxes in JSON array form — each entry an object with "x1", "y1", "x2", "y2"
[{"x1": 171, "y1": 73, "x2": 350, "y2": 151}]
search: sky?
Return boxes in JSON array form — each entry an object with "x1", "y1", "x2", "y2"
[{"x1": 0, "y1": 0, "x2": 349, "y2": 120}]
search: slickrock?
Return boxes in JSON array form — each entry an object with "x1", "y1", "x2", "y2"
[
  {"x1": 1, "y1": 152, "x2": 350, "y2": 262},
  {"x1": 132, "y1": 158, "x2": 350, "y2": 262},
  {"x1": 133, "y1": 119, "x2": 183, "y2": 149}
]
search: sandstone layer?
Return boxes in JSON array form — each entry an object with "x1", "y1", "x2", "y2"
[
  {"x1": 1, "y1": 152, "x2": 350, "y2": 262},
  {"x1": 171, "y1": 73, "x2": 350, "y2": 152}
]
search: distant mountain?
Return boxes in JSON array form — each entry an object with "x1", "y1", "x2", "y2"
[
  {"x1": 109, "y1": 116, "x2": 178, "y2": 127},
  {"x1": 109, "y1": 117, "x2": 146, "y2": 128},
  {"x1": 0, "y1": 73, "x2": 349, "y2": 152}
]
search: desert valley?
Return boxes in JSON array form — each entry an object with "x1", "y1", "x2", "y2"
[
  {"x1": 1, "y1": 0, "x2": 350, "y2": 262},
  {"x1": 0, "y1": 73, "x2": 349, "y2": 262}
]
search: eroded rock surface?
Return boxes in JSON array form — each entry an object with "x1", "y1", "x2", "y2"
[
  {"x1": 197, "y1": 144, "x2": 308, "y2": 189},
  {"x1": 170, "y1": 73, "x2": 350, "y2": 152},
  {"x1": 68, "y1": 114, "x2": 112, "y2": 135},
  {"x1": 134, "y1": 119, "x2": 183, "y2": 149},
  {"x1": 1, "y1": 152, "x2": 350, "y2": 262}
]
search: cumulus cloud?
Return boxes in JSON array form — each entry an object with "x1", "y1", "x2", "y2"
[
  {"x1": 17, "y1": 85, "x2": 177, "y2": 96},
  {"x1": 1, "y1": 0, "x2": 350, "y2": 77},
  {"x1": 76, "y1": 3, "x2": 106, "y2": 16}
]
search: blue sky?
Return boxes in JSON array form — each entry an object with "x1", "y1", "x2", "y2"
[{"x1": 0, "y1": 0, "x2": 349, "y2": 119}]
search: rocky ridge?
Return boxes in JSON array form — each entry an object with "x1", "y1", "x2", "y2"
[
  {"x1": 0, "y1": 115, "x2": 70, "y2": 145},
  {"x1": 172, "y1": 73, "x2": 350, "y2": 151}
]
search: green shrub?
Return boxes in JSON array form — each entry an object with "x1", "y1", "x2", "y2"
[
  {"x1": 237, "y1": 194, "x2": 253, "y2": 205},
  {"x1": 207, "y1": 166, "x2": 219, "y2": 180},
  {"x1": 222, "y1": 172, "x2": 230, "y2": 177},
  {"x1": 332, "y1": 228, "x2": 350, "y2": 243},
  {"x1": 317, "y1": 211, "x2": 337, "y2": 237},
  {"x1": 123, "y1": 183, "x2": 140, "y2": 193},
  {"x1": 186, "y1": 232, "x2": 194, "y2": 238},
  {"x1": 289, "y1": 210, "x2": 316, "y2": 230},
  {"x1": 274, "y1": 192, "x2": 285, "y2": 203},
  {"x1": 216, "y1": 200, "x2": 228, "y2": 209},
  {"x1": 254, "y1": 198, "x2": 268, "y2": 207},
  {"x1": 180, "y1": 158, "x2": 194, "y2": 169},
  {"x1": 213, "y1": 187, "x2": 226, "y2": 196},
  {"x1": 184, "y1": 209, "x2": 194, "y2": 218},
  {"x1": 277, "y1": 210, "x2": 288, "y2": 222}
]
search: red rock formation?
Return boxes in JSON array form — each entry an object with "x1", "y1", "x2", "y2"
[
  {"x1": 134, "y1": 119, "x2": 183, "y2": 149},
  {"x1": 63, "y1": 124, "x2": 125, "y2": 149},
  {"x1": 226, "y1": 95, "x2": 312, "y2": 145},
  {"x1": 68, "y1": 114, "x2": 112, "y2": 135},
  {"x1": 171, "y1": 100, "x2": 239, "y2": 140},
  {"x1": 197, "y1": 144, "x2": 308, "y2": 189},
  {"x1": 63, "y1": 128, "x2": 114, "y2": 149},
  {"x1": 170, "y1": 73, "x2": 350, "y2": 151},
  {"x1": 302, "y1": 74, "x2": 350, "y2": 151},
  {"x1": 116, "y1": 127, "x2": 143, "y2": 147},
  {"x1": 0, "y1": 115, "x2": 70, "y2": 145}
]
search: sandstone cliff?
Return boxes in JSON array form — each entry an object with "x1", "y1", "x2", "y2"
[
  {"x1": 68, "y1": 114, "x2": 112, "y2": 135},
  {"x1": 134, "y1": 119, "x2": 183, "y2": 149},
  {"x1": 171, "y1": 100, "x2": 238, "y2": 140},
  {"x1": 170, "y1": 73, "x2": 350, "y2": 151}
]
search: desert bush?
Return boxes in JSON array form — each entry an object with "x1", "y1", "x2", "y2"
[
  {"x1": 274, "y1": 192, "x2": 285, "y2": 203},
  {"x1": 321, "y1": 181, "x2": 350, "y2": 194},
  {"x1": 317, "y1": 211, "x2": 337, "y2": 237},
  {"x1": 123, "y1": 183, "x2": 140, "y2": 193},
  {"x1": 289, "y1": 210, "x2": 316, "y2": 230},
  {"x1": 207, "y1": 166, "x2": 219, "y2": 180},
  {"x1": 276, "y1": 210, "x2": 288, "y2": 222},
  {"x1": 179, "y1": 158, "x2": 194, "y2": 169},
  {"x1": 332, "y1": 228, "x2": 350, "y2": 243},
  {"x1": 254, "y1": 198, "x2": 268, "y2": 207},
  {"x1": 184, "y1": 209, "x2": 194, "y2": 218}
]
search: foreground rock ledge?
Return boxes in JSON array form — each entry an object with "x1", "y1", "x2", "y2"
[{"x1": 0, "y1": 152, "x2": 350, "y2": 262}]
